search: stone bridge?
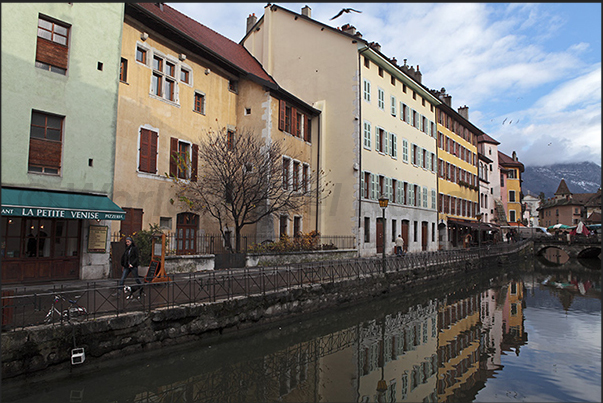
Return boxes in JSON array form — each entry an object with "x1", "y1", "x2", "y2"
[{"x1": 533, "y1": 238, "x2": 601, "y2": 259}]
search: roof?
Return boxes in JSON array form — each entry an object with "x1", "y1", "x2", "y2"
[
  {"x1": 132, "y1": 3, "x2": 276, "y2": 86},
  {"x1": 554, "y1": 179, "x2": 572, "y2": 195},
  {"x1": 498, "y1": 150, "x2": 524, "y2": 171},
  {"x1": 477, "y1": 133, "x2": 500, "y2": 145}
]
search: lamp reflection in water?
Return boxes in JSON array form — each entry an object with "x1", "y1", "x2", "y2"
[
  {"x1": 376, "y1": 316, "x2": 388, "y2": 402},
  {"x1": 378, "y1": 195, "x2": 389, "y2": 274}
]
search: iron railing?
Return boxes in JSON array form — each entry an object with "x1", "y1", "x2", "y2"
[
  {"x1": 111, "y1": 232, "x2": 356, "y2": 255},
  {"x1": 1, "y1": 241, "x2": 529, "y2": 331}
]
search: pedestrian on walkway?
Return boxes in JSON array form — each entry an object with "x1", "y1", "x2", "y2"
[
  {"x1": 395, "y1": 235, "x2": 404, "y2": 256},
  {"x1": 118, "y1": 236, "x2": 143, "y2": 296}
]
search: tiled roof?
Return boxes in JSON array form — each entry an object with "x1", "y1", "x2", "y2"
[
  {"x1": 498, "y1": 150, "x2": 524, "y2": 170},
  {"x1": 477, "y1": 133, "x2": 500, "y2": 145},
  {"x1": 134, "y1": 3, "x2": 275, "y2": 85},
  {"x1": 554, "y1": 179, "x2": 572, "y2": 195}
]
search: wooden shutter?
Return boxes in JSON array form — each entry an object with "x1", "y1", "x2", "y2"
[
  {"x1": 121, "y1": 208, "x2": 143, "y2": 237},
  {"x1": 169, "y1": 137, "x2": 178, "y2": 177},
  {"x1": 191, "y1": 144, "x2": 198, "y2": 181},
  {"x1": 28, "y1": 138, "x2": 61, "y2": 168},
  {"x1": 278, "y1": 100, "x2": 286, "y2": 131},
  {"x1": 139, "y1": 129, "x2": 150, "y2": 172},
  {"x1": 149, "y1": 131, "x2": 158, "y2": 173},
  {"x1": 291, "y1": 109, "x2": 298, "y2": 137},
  {"x1": 36, "y1": 37, "x2": 68, "y2": 70}
]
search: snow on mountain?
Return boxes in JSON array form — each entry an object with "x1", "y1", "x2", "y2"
[{"x1": 522, "y1": 161, "x2": 601, "y2": 198}]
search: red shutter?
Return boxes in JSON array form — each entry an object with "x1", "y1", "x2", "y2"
[
  {"x1": 170, "y1": 137, "x2": 178, "y2": 177},
  {"x1": 191, "y1": 144, "x2": 198, "y2": 182},
  {"x1": 139, "y1": 129, "x2": 150, "y2": 172},
  {"x1": 28, "y1": 138, "x2": 61, "y2": 168},
  {"x1": 278, "y1": 100, "x2": 286, "y2": 131}
]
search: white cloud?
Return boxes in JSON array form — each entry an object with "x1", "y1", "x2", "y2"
[{"x1": 167, "y1": 3, "x2": 601, "y2": 167}]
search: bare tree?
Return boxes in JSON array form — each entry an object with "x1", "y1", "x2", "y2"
[{"x1": 169, "y1": 127, "x2": 330, "y2": 252}]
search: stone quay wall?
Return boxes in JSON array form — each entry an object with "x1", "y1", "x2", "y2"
[{"x1": 2, "y1": 248, "x2": 527, "y2": 380}]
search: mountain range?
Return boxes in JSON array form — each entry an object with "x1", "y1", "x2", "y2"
[{"x1": 522, "y1": 161, "x2": 601, "y2": 198}]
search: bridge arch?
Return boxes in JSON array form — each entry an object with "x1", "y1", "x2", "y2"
[{"x1": 534, "y1": 240, "x2": 601, "y2": 259}]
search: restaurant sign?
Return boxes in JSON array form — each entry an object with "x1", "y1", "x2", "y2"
[{"x1": 1, "y1": 207, "x2": 125, "y2": 221}]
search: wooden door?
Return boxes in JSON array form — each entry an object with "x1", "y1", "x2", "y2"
[
  {"x1": 401, "y1": 220, "x2": 409, "y2": 252},
  {"x1": 376, "y1": 218, "x2": 384, "y2": 253},
  {"x1": 421, "y1": 221, "x2": 428, "y2": 251}
]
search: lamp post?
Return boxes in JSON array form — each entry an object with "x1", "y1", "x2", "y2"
[
  {"x1": 476, "y1": 213, "x2": 483, "y2": 250},
  {"x1": 378, "y1": 195, "x2": 389, "y2": 274}
]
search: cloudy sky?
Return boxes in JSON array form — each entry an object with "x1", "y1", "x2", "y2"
[{"x1": 168, "y1": 2, "x2": 601, "y2": 167}]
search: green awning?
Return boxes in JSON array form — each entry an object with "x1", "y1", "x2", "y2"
[{"x1": 1, "y1": 187, "x2": 125, "y2": 220}]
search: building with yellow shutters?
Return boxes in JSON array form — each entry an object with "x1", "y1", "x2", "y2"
[{"x1": 432, "y1": 89, "x2": 480, "y2": 249}]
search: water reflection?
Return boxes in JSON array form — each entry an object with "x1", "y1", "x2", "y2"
[{"x1": 3, "y1": 260, "x2": 601, "y2": 403}]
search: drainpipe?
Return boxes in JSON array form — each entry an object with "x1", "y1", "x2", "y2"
[
  {"x1": 358, "y1": 46, "x2": 370, "y2": 252},
  {"x1": 315, "y1": 110, "x2": 321, "y2": 233}
]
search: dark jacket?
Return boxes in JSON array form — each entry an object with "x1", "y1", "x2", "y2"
[{"x1": 121, "y1": 242, "x2": 139, "y2": 268}]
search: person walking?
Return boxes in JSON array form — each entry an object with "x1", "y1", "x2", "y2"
[
  {"x1": 118, "y1": 236, "x2": 143, "y2": 297},
  {"x1": 395, "y1": 234, "x2": 404, "y2": 256}
]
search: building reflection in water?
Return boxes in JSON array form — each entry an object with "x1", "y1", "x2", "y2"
[{"x1": 125, "y1": 282, "x2": 528, "y2": 403}]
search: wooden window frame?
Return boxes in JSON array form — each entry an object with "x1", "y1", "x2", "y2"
[
  {"x1": 194, "y1": 92, "x2": 205, "y2": 114},
  {"x1": 120, "y1": 58, "x2": 128, "y2": 82},
  {"x1": 35, "y1": 16, "x2": 70, "y2": 74},
  {"x1": 28, "y1": 111, "x2": 63, "y2": 175},
  {"x1": 136, "y1": 46, "x2": 147, "y2": 64},
  {"x1": 138, "y1": 128, "x2": 158, "y2": 174}
]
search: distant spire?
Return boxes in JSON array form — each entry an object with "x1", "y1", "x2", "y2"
[{"x1": 554, "y1": 179, "x2": 572, "y2": 196}]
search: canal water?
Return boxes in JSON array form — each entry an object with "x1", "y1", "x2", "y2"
[{"x1": 3, "y1": 256, "x2": 601, "y2": 403}]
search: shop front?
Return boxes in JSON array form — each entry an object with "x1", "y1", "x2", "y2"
[{"x1": 1, "y1": 187, "x2": 125, "y2": 284}]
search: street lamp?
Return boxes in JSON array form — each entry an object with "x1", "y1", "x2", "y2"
[
  {"x1": 476, "y1": 213, "x2": 483, "y2": 249},
  {"x1": 378, "y1": 195, "x2": 389, "y2": 274}
]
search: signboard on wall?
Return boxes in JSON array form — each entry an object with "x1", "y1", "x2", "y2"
[{"x1": 87, "y1": 225, "x2": 108, "y2": 253}]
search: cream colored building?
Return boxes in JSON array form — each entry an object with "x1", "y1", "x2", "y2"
[
  {"x1": 114, "y1": 3, "x2": 319, "y2": 256},
  {"x1": 242, "y1": 4, "x2": 440, "y2": 255}
]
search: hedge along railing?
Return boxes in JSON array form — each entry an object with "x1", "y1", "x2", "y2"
[
  {"x1": 1, "y1": 241, "x2": 530, "y2": 331},
  {"x1": 111, "y1": 232, "x2": 357, "y2": 256}
]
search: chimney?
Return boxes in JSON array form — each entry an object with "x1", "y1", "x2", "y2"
[
  {"x1": 458, "y1": 105, "x2": 469, "y2": 119},
  {"x1": 512, "y1": 151, "x2": 517, "y2": 161},
  {"x1": 301, "y1": 5, "x2": 311, "y2": 17},
  {"x1": 391, "y1": 57, "x2": 397, "y2": 65},
  {"x1": 369, "y1": 42, "x2": 381, "y2": 52},
  {"x1": 415, "y1": 65, "x2": 422, "y2": 84},
  {"x1": 341, "y1": 23, "x2": 356, "y2": 35},
  {"x1": 246, "y1": 13, "x2": 257, "y2": 34}
]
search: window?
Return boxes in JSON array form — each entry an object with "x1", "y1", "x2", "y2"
[
  {"x1": 508, "y1": 169, "x2": 516, "y2": 179},
  {"x1": 376, "y1": 127, "x2": 386, "y2": 153},
  {"x1": 302, "y1": 164, "x2": 309, "y2": 192},
  {"x1": 295, "y1": 111, "x2": 303, "y2": 138},
  {"x1": 293, "y1": 161, "x2": 300, "y2": 191},
  {"x1": 362, "y1": 172, "x2": 370, "y2": 199},
  {"x1": 121, "y1": 208, "x2": 143, "y2": 237},
  {"x1": 390, "y1": 133, "x2": 397, "y2": 158},
  {"x1": 391, "y1": 96, "x2": 397, "y2": 116},
  {"x1": 363, "y1": 79, "x2": 371, "y2": 102},
  {"x1": 378, "y1": 88, "x2": 385, "y2": 110},
  {"x1": 194, "y1": 92, "x2": 206, "y2": 114},
  {"x1": 227, "y1": 130, "x2": 235, "y2": 151},
  {"x1": 402, "y1": 139, "x2": 408, "y2": 163},
  {"x1": 136, "y1": 46, "x2": 147, "y2": 64},
  {"x1": 509, "y1": 190, "x2": 516, "y2": 202},
  {"x1": 304, "y1": 116, "x2": 312, "y2": 143},
  {"x1": 138, "y1": 128, "x2": 158, "y2": 174},
  {"x1": 431, "y1": 189, "x2": 436, "y2": 210},
  {"x1": 363, "y1": 121, "x2": 372, "y2": 149},
  {"x1": 28, "y1": 111, "x2": 63, "y2": 174},
  {"x1": 293, "y1": 216, "x2": 301, "y2": 237},
  {"x1": 282, "y1": 157, "x2": 290, "y2": 190},
  {"x1": 228, "y1": 79, "x2": 238, "y2": 93},
  {"x1": 280, "y1": 216, "x2": 288, "y2": 238},
  {"x1": 120, "y1": 58, "x2": 128, "y2": 82},
  {"x1": 35, "y1": 16, "x2": 69, "y2": 74},
  {"x1": 180, "y1": 68, "x2": 190, "y2": 84},
  {"x1": 378, "y1": 66, "x2": 384, "y2": 77},
  {"x1": 151, "y1": 55, "x2": 177, "y2": 102},
  {"x1": 364, "y1": 56, "x2": 370, "y2": 68},
  {"x1": 169, "y1": 138, "x2": 197, "y2": 181},
  {"x1": 509, "y1": 210, "x2": 516, "y2": 222},
  {"x1": 364, "y1": 217, "x2": 370, "y2": 243}
]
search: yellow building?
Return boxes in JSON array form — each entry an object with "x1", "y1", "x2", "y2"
[
  {"x1": 498, "y1": 151, "x2": 525, "y2": 225},
  {"x1": 114, "y1": 3, "x2": 319, "y2": 257},
  {"x1": 432, "y1": 89, "x2": 480, "y2": 248}
]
